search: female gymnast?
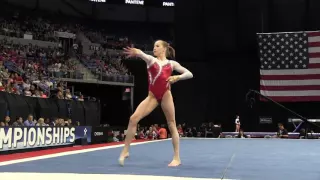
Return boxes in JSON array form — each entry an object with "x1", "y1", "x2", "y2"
[
  {"x1": 235, "y1": 115, "x2": 240, "y2": 132},
  {"x1": 119, "y1": 40, "x2": 193, "y2": 167}
]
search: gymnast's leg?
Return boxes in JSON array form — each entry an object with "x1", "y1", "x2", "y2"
[
  {"x1": 119, "y1": 93, "x2": 158, "y2": 166},
  {"x1": 161, "y1": 90, "x2": 181, "y2": 167}
]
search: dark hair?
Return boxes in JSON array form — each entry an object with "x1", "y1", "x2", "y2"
[{"x1": 159, "y1": 40, "x2": 176, "y2": 59}]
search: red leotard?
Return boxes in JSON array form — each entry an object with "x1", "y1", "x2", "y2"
[{"x1": 147, "y1": 60, "x2": 172, "y2": 101}]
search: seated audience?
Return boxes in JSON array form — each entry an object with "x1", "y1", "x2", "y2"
[
  {"x1": 158, "y1": 124, "x2": 168, "y2": 139},
  {"x1": 276, "y1": 123, "x2": 288, "y2": 138},
  {"x1": 24, "y1": 114, "x2": 35, "y2": 126},
  {"x1": 12, "y1": 116, "x2": 23, "y2": 126}
]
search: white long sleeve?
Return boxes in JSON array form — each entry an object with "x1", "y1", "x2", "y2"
[
  {"x1": 172, "y1": 61, "x2": 193, "y2": 80},
  {"x1": 136, "y1": 51, "x2": 154, "y2": 66}
]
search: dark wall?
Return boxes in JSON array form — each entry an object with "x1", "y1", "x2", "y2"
[
  {"x1": 173, "y1": 0, "x2": 320, "y2": 131},
  {"x1": 0, "y1": 92, "x2": 100, "y2": 126},
  {"x1": 68, "y1": 82, "x2": 131, "y2": 127}
]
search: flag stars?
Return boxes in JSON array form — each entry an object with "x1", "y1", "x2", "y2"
[{"x1": 258, "y1": 32, "x2": 309, "y2": 70}]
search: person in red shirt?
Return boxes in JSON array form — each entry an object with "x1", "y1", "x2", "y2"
[
  {"x1": 14, "y1": 73, "x2": 23, "y2": 84},
  {"x1": 139, "y1": 129, "x2": 145, "y2": 139},
  {"x1": 177, "y1": 124, "x2": 183, "y2": 137},
  {"x1": 159, "y1": 124, "x2": 167, "y2": 139}
]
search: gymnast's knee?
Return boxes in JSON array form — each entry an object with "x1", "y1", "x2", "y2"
[{"x1": 129, "y1": 114, "x2": 140, "y2": 125}]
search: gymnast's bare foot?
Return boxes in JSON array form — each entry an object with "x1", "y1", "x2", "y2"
[
  {"x1": 168, "y1": 158, "x2": 181, "y2": 167},
  {"x1": 118, "y1": 152, "x2": 130, "y2": 166}
]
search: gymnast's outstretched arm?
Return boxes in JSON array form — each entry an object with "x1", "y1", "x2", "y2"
[
  {"x1": 123, "y1": 47, "x2": 154, "y2": 66},
  {"x1": 172, "y1": 61, "x2": 193, "y2": 81}
]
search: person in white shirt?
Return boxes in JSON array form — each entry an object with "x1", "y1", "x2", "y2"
[{"x1": 235, "y1": 115, "x2": 240, "y2": 132}]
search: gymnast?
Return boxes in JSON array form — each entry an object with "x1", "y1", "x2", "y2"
[{"x1": 119, "y1": 40, "x2": 193, "y2": 167}]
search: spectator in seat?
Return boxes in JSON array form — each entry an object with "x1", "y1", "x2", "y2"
[
  {"x1": 59, "y1": 118, "x2": 66, "y2": 126},
  {"x1": 24, "y1": 114, "x2": 35, "y2": 126},
  {"x1": 113, "y1": 133, "x2": 119, "y2": 142},
  {"x1": 24, "y1": 87, "x2": 32, "y2": 96},
  {"x1": 23, "y1": 79, "x2": 31, "y2": 90},
  {"x1": 146, "y1": 126, "x2": 157, "y2": 140},
  {"x1": 159, "y1": 124, "x2": 168, "y2": 139},
  {"x1": 44, "y1": 118, "x2": 51, "y2": 126},
  {"x1": 277, "y1": 123, "x2": 288, "y2": 138},
  {"x1": 65, "y1": 89, "x2": 72, "y2": 100},
  {"x1": 152, "y1": 125, "x2": 159, "y2": 138},
  {"x1": 177, "y1": 124, "x2": 183, "y2": 137},
  {"x1": 57, "y1": 91, "x2": 64, "y2": 99},
  {"x1": 52, "y1": 118, "x2": 60, "y2": 126},
  {"x1": 32, "y1": 90, "x2": 41, "y2": 97},
  {"x1": 12, "y1": 117, "x2": 23, "y2": 126},
  {"x1": 116, "y1": 133, "x2": 125, "y2": 141},
  {"x1": 78, "y1": 95, "x2": 84, "y2": 101},
  {"x1": 40, "y1": 91, "x2": 47, "y2": 98},
  {"x1": 14, "y1": 73, "x2": 23, "y2": 84},
  {"x1": 36, "y1": 118, "x2": 47, "y2": 126},
  {"x1": 138, "y1": 128, "x2": 145, "y2": 139},
  {"x1": 2, "y1": 116, "x2": 10, "y2": 126},
  {"x1": 184, "y1": 128, "x2": 193, "y2": 137},
  {"x1": 66, "y1": 119, "x2": 72, "y2": 126}
]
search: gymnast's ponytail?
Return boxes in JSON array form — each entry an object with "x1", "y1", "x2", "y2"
[
  {"x1": 159, "y1": 40, "x2": 176, "y2": 59},
  {"x1": 167, "y1": 45, "x2": 176, "y2": 59}
]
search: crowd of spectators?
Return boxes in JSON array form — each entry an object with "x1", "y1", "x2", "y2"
[
  {"x1": 0, "y1": 4, "x2": 174, "y2": 131},
  {"x1": 80, "y1": 49, "x2": 133, "y2": 82},
  {"x1": 0, "y1": 38, "x2": 86, "y2": 100},
  {"x1": 0, "y1": 4, "x2": 77, "y2": 42},
  {"x1": 0, "y1": 114, "x2": 80, "y2": 127},
  {"x1": 111, "y1": 122, "x2": 225, "y2": 142},
  {"x1": 0, "y1": 5, "x2": 137, "y2": 83}
]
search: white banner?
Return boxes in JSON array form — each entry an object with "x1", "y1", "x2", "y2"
[
  {"x1": 0, "y1": 127, "x2": 75, "y2": 151},
  {"x1": 54, "y1": 31, "x2": 76, "y2": 39},
  {"x1": 125, "y1": 0, "x2": 144, "y2": 5}
]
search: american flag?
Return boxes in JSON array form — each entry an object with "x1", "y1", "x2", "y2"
[{"x1": 258, "y1": 31, "x2": 320, "y2": 102}]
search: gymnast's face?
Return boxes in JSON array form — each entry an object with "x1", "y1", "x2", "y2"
[{"x1": 153, "y1": 41, "x2": 166, "y2": 57}]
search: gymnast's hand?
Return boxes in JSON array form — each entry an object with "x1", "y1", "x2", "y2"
[
  {"x1": 123, "y1": 47, "x2": 142, "y2": 58},
  {"x1": 167, "y1": 75, "x2": 180, "y2": 84}
]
